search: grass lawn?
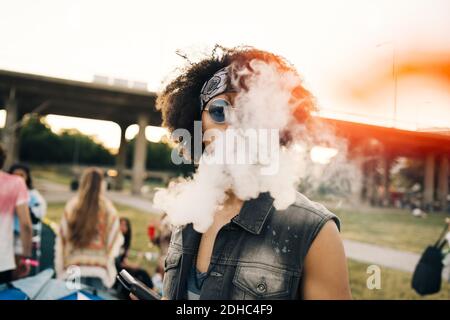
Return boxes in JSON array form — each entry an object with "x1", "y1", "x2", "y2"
[
  {"x1": 46, "y1": 202, "x2": 450, "y2": 300},
  {"x1": 331, "y1": 206, "x2": 450, "y2": 254},
  {"x1": 348, "y1": 259, "x2": 450, "y2": 300},
  {"x1": 32, "y1": 165, "x2": 167, "y2": 198},
  {"x1": 32, "y1": 166, "x2": 73, "y2": 186}
]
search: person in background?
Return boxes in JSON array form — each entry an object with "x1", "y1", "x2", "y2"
[
  {"x1": 115, "y1": 217, "x2": 154, "y2": 294},
  {"x1": 152, "y1": 214, "x2": 171, "y2": 275},
  {"x1": 145, "y1": 213, "x2": 172, "y2": 295},
  {"x1": 9, "y1": 163, "x2": 47, "y2": 276},
  {"x1": 442, "y1": 218, "x2": 450, "y2": 283},
  {"x1": 0, "y1": 145, "x2": 33, "y2": 284},
  {"x1": 9, "y1": 164, "x2": 47, "y2": 223},
  {"x1": 55, "y1": 167, "x2": 123, "y2": 291}
]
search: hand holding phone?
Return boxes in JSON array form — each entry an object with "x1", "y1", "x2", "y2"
[{"x1": 117, "y1": 269, "x2": 161, "y2": 300}]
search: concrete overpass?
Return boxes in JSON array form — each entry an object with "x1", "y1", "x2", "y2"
[
  {"x1": 325, "y1": 118, "x2": 450, "y2": 211},
  {"x1": 1, "y1": 69, "x2": 448, "y2": 208},
  {"x1": 0, "y1": 69, "x2": 160, "y2": 194}
]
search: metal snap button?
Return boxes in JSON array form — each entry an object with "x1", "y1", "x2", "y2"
[{"x1": 257, "y1": 282, "x2": 267, "y2": 293}]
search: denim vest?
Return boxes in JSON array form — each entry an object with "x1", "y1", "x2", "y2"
[{"x1": 162, "y1": 192, "x2": 340, "y2": 300}]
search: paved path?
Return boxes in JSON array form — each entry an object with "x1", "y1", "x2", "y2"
[
  {"x1": 343, "y1": 239, "x2": 420, "y2": 273},
  {"x1": 36, "y1": 179, "x2": 162, "y2": 214},
  {"x1": 107, "y1": 191, "x2": 163, "y2": 214}
]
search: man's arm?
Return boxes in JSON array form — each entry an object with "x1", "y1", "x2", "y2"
[
  {"x1": 16, "y1": 203, "x2": 32, "y2": 258},
  {"x1": 300, "y1": 220, "x2": 352, "y2": 299}
]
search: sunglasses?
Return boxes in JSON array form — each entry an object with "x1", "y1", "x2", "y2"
[{"x1": 203, "y1": 98, "x2": 233, "y2": 124}]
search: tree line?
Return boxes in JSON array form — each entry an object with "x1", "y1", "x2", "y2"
[{"x1": 1, "y1": 116, "x2": 185, "y2": 172}]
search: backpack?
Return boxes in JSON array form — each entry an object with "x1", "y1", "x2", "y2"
[{"x1": 412, "y1": 224, "x2": 448, "y2": 295}]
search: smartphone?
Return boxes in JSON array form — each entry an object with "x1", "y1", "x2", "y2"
[{"x1": 116, "y1": 269, "x2": 161, "y2": 300}]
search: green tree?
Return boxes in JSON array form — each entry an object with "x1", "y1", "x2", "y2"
[
  {"x1": 19, "y1": 116, "x2": 114, "y2": 165},
  {"x1": 126, "y1": 138, "x2": 193, "y2": 174}
]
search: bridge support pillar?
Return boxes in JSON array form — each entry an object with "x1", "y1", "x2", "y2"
[
  {"x1": 423, "y1": 153, "x2": 435, "y2": 211},
  {"x1": 115, "y1": 123, "x2": 128, "y2": 191},
  {"x1": 366, "y1": 160, "x2": 377, "y2": 205},
  {"x1": 1, "y1": 88, "x2": 20, "y2": 169},
  {"x1": 352, "y1": 156, "x2": 364, "y2": 204},
  {"x1": 438, "y1": 155, "x2": 449, "y2": 212},
  {"x1": 380, "y1": 155, "x2": 392, "y2": 206},
  {"x1": 131, "y1": 114, "x2": 148, "y2": 195}
]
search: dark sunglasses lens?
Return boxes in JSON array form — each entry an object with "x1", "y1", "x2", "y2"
[{"x1": 208, "y1": 99, "x2": 230, "y2": 123}]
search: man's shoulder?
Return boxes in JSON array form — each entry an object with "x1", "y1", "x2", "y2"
[{"x1": 0, "y1": 171, "x2": 17, "y2": 182}]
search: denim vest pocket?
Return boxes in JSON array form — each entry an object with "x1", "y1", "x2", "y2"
[
  {"x1": 162, "y1": 251, "x2": 182, "y2": 299},
  {"x1": 232, "y1": 263, "x2": 294, "y2": 299}
]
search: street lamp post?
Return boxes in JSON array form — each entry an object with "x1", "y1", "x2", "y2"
[{"x1": 376, "y1": 41, "x2": 397, "y2": 127}]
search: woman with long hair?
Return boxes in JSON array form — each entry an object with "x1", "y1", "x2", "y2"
[{"x1": 55, "y1": 167, "x2": 123, "y2": 291}]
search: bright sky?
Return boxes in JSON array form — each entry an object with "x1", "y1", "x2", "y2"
[{"x1": 0, "y1": 0, "x2": 449, "y2": 151}]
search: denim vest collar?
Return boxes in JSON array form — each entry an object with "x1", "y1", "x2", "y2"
[
  {"x1": 180, "y1": 192, "x2": 275, "y2": 252},
  {"x1": 231, "y1": 192, "x2": 274, "y2": 235}
]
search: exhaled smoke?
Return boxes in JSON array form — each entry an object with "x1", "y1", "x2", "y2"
[{"x1": 154, "y1": 59, "x2": 358, "y2": 233}]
